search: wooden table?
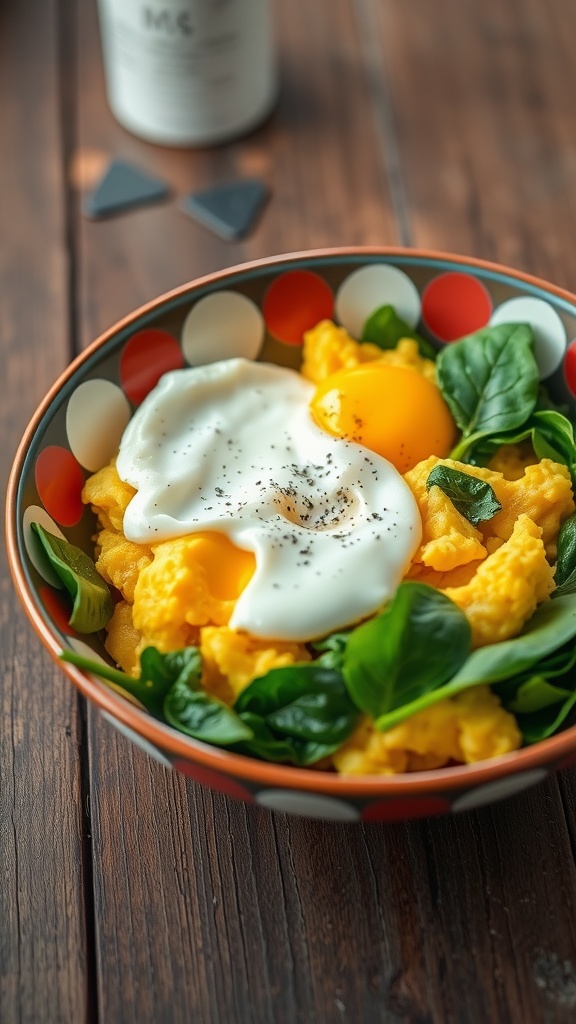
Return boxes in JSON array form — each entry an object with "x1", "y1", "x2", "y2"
[{"x1": 3, "y1": 1, "x2": 576, "y2": 1021}]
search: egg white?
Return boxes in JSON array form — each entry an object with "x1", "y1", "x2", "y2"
[{"x1": 117, "y1": 358, "x2": 422, "y2": 641}]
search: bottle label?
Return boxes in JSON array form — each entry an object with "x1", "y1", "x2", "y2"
[{"x1": 98, "y1": 0, "x2": 277, "y2": 144}]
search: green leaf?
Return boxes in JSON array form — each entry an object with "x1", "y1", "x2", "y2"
[
  {"x1": 493, "y1": 638, "x2": 576, "y2": 744},
  {"x1": 437, "y1": 323, "x2": 539, "y2": 461},
  {"x1": 507, "y1": 675, "x2": 573, "y2": 715},
  {"x1": 426, "y1": 465, "x2": 502, "y2": 525},
  {"x1": 554, "y1": 513, "x2": 576, "y2": 597},
  {"x1": 342, "y1": 582, "x2": 471, "y2": 721},
  {"x1": 310, "y1": 631, "x2": 351, "y2": 670},
  {"x1": 361, "y1": 304, "x2": 436, "y2": 359},
  {"x1": 235, "y1": 663, "x2": 360, "y2": 765},
  {"x1": 517, "y1": 693, "x2": 576, "y2": 744},
  {"x1": 234, "y1": 712, "x2": 299, "y2": 763},
  {"x1": 460, "y1": 410, "x2": 576, "y2": 479},
  {"x1": 62, "y1": 642, "x2": 252, "y2": 745},
  {"x1": 376, "y1": 594, "x2": 576, "y2": 730},
  {"x1": 236, "y1": 712, "x2": 338, "y2": 767},
  {"x1": 142, "y1": 646, "x2": 203, "y2": 691},
  {"x1": 531, "y1": 410, "x2": 576, "y2": 467},
  {"x1": 31, "y1": 522, "x2": 113, "y2": 633},
  {"x1": 61, "y1": 644, "x2": 201, "y2": 718},
  {"x1": 164, "y1": 679, "x2": 252, "y2": 745}
]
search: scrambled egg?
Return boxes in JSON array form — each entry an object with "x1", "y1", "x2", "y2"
[
  {"x1": 82, "y1": 322, "x2": 575, "y2": 776},
  {"x1": 332, "y1": 687, "x2": 521, "y2": 775},
  {"x1": 404, "y1": 454, "x2": 571, "y2": 646},
  {"x1": 302, "y1": 319, "x2": 436, "y2": 385}
]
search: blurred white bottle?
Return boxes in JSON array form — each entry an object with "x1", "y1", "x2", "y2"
[{"x1": 97, "y1": 0, "x2": 278, "y2": 146}]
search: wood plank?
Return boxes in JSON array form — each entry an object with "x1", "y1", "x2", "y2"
[
  {"x1": 0, "y1": 1, "x2": 90, "y2": 1021},
  {"x1": 368, "y1": 0, "x2": 576, "y2": 284}
]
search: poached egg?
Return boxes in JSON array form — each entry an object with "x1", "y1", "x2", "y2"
[{"x1": 116, "y1": 358, "x2": 422, "y2": 641}]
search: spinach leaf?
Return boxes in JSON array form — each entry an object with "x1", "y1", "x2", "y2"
[
  {"x1": 517, "y1": 693, "x2": 576, "y2": 744},
  {"x1": 164, "y1": 679, "x2": 252, "y2": 744},
  {"x1": 61, "y1": 644, "x2": 201, "y2": 717},
  {"x1": 342, "y1": 582, "x2": 471, "y2": 720},
  {"x1": 426, "y1": 465, "x2": 502, "y2": 525},
  {"x1": 509, "y1": 676, "x2": 573, "y2": 715},
  {"x1": 463, "y1": 410, "x2": 576, "y2": 479},
  {"x1": 361, "y1": 304, "x2": 437, "y2": 360},
  {"x1": 233, "y1": 712, "x2": 299, "y2": 764},
  {"x1": 235, "y1": 663, "x2": 361, "y2": 765},
  {"x1": 436, "y1": 323, "x2": 539, "y2": 461},
  {"x1": 493, "y1": 639, "x2": 576, "y2": 744},
  {"x1": 310, "y1": 631, "x2": 351, "y2": 670},
  {"x1": 530, "y1": 410, "x2": 576, "y2": 468},
  {"x1": 31, "y1": 522, "x2": 114, "y2": 633},
  {"x1": 376, "y1": 594, "x2": 576, "y2": 730},
  {"x1": 553, "y1": 513, "x2": 576, "y2": 597},
  {"x1": 494, "y1": 643, "x2": 576, "y2": 707},
  {"x1": 61, "y1": 645, "x2": 251, "y2": 745}
]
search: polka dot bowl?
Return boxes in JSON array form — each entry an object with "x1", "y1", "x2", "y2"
[{"x1": 8, "y1": 247, "x2": 576, "y2": 822}]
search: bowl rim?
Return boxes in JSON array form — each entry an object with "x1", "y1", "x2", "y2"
[{"x1": 7, "y1": 243, "x2": 576, "y2": 797}]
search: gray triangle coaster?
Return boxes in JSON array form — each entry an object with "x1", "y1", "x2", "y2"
[
  {"x1": 182, "y1": 179, "x2": 269, "y2": 240},
  {"x1": 83, "y1": 159, "x2": 170, "y2": 219}
]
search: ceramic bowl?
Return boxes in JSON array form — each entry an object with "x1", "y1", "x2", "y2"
[{"x1": 8, "y1": 247, "x2": 576, "y2": 822}]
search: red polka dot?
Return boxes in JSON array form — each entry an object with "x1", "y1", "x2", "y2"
[
  {"x1": 263, "y1": 270, "x2": 334, "y2": 345},
  {"x1": 171, "y1": 759, "x2": 254, "y2": 802},
  {"x1": 120, "y1": 329, "x2": 184, "y2": 405},
  {"x1": 421, "y1": 272, "x2": 492, "y2": 343},
  {"x1": 39, "y1": 585, "x2": 77, "y2": 636},
  {"x1": 361, "y1": 795, "x2": 450, "y2": 822},
  {"x1": 35, "y1": 447, "x2": 85, "y2": 526},
  {"x1": 563, "y1": 340, "x2": 576, "y2": 396}
]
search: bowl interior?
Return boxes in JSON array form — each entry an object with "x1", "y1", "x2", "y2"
[{"x1": 9, "y1": 248, "x2": 576, "y2": 813}]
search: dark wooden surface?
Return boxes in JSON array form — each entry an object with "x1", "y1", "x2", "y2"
[{"x1": 3, "y1": 1, "x2": 576, "y2": 1021}]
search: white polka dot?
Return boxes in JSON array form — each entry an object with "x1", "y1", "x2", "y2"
[
  {"x1": 490, "y1": 297, "x2": 566, "y2": 380},
  {"x1": 100, "y1": 711, "x2": 173, "y2": 768},
  {"x1": 66, "y1": 379, "x2": 131, "y2": 472},
  {"x1": 23, "y1": 505, "x2": 66, "y2": 586},
  {"x1": 182, "y1": 291, "x2": 265, "y2": 366},
  {"x1": 256, "y1": 788, "x2": 360, "y2": 821},
  {"x1": 451, "y1": 767, "x2": 548, "y2": 812},
  {"x1": 335, "y1": 265, "x2": 421, "y2": 339}
]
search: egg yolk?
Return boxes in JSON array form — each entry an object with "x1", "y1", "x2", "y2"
[
  {"x1": 310, "y1": 362, "x2": 457, "y2": 473},
  {"x1": 186, "y1": 531, "x2": 255, "y2": 600}
]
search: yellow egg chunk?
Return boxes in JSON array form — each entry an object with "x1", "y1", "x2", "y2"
[
  {"x1": 131, "y1": 532, "x2": 256, "y2": 652},
  {"x1": 332, "y1": 686, "x2": 521, "y2": 775},
  {"x1": 301, "y1": 319, "x2": 436, "y2": 385},
  {"x1": 404, "y1": 458, "x2": 488, "y2": 572},
  {"x1": 310, "y1": 362, "x2": 457, "y2": 473},
  {"x1": 442, "y1": 514, "x2": 555, "y2": 647},
  {"x1": 105, "y1": 600, "x2": 142, "y2": 677},
  {"x1": 487, "y1": 442, "x2": 537, "y2": 480},
  {"x1": 82, "y1": 460, "x2": 136, "y2": 532},
  {"x1": 301, "y1": 319, "x2": 384, "y2": 383},
  {"x1": 94, "y1": 528, "x2": 153, "y2": 604},
  {"x1": 199, "y1": 626, "x2": 311, "y2": 704},
  {"x1": 181, "y1": 530, "x2": 256, "y2": 601}
]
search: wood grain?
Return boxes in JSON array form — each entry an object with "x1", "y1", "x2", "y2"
[
  {"x1": 4, "y1": 0, "x2": 576, "y2": 1020},
  {"x1": 0, "y1": 1, "x2": 89, "y2": 1021},
  {"x1": 370, "y1": 0, "x2": 576, "y2": 285}
]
